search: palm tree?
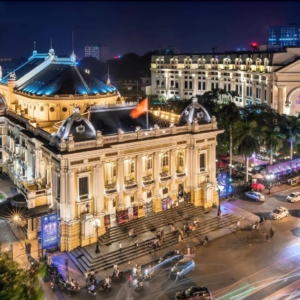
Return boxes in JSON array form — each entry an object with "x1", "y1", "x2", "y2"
[
  {"x1": 228, "y1": 90, "x2": 239, "y2": 102},
  {"x1": 284, "y1": 116, "x2": 300, "y2": 160},
  {"x1": 215, "y1": 102, "x2": 240, "y2": 176},
  {"x1": 234, "y1": 120, "x2": 262, "y2": 182},
  {"x1": 218, "y1": 88, "x2": 228, "y2": 103},
  {"x1": 262, "y1": 126, "x2": 286, "y2": 165}
]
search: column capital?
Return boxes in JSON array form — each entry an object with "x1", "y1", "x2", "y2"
[
  {"x1": 136, "y1": 154, "x2": 143, "y2": 159},
  {"x1": 118, "y1": 158, "x2": 124, "y2": 163},
  {"x1": 94, "y1": 163, "x2": 103, "y2": 169},
  {"x1": 67, "y1": 169, "x2": 75, "y2": 174},
  {"x1": 154, "y1": 152, "x2": 161, "y2": 156}
]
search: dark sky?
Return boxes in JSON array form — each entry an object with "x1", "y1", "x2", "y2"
[{"x1": 0, "y1": 1, "x2": 297, "y2": 59}]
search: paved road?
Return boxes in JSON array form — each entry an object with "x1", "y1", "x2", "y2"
[{"x1": 48, "y1": 186, "x2": 300, "y2": 300}]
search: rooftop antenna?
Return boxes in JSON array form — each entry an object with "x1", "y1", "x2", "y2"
[
  {"x1": 72, "y1": 31, "x2": 74, "y2": 53},
  {"x1": 34, "y1": 41, "x2": 36, "y2": 50},
  {"x1": 50, "y1": 36, "x2": 52, "y2": 49},
  {"x1": 107, "y1": 65, "x2": 111, "y2": 85}
]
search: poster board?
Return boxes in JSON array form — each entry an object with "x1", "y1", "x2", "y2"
[{"x1": 41, "y1": 214, "x2": 58, "y2": 249}]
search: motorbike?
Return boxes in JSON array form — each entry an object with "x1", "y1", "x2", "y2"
[
  {"x1": 131, "y1": 277, "x2": 144, "y2": 291},
  {"x1": 112, "y1": 270, "x2": 123, "y2": 278},
  {"x1": 99, "y1": 280, "x2": 111, "y2": 292},
  {"x1": 143, "y1": 268, "x2": 154, "y2": 280},
  {"x1": 202, "y1": 236, "x2": 209, "y2": 246},
  {"x1": 88, "y1": 286, "x2": 97, "y2": 296}
]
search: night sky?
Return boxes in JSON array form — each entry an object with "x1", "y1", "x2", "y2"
[{"x1": 0, "y1": 1, "x2": 297, "y2": 59}]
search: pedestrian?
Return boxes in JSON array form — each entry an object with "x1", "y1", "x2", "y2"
[
  {"x1": 128, "y1": 261, "x2": 131, "y2": 269},
  {"x1": 178, "y1": 233, "x2": 182, "y2": 243},
  {"x1": 135, "y1": 239, "x2": 138, "y2": 247},
  {"x1": 237, "y1": 220, "x2": 240, "y2": 230},
  {"x1": 114, "y1": 264, "x2": 118, "y2": 271},
  {"x1": 270, "y1": 227, "x2": 274, "y2": 240},
  {"x1": 85, "y1": 270, "x2": 90, "y2": 285},
  {"x1": 119, "y1": 241, "x2": 122, "y2": 251}
]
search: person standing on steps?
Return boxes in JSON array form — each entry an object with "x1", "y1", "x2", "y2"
[
  {"x1": 134, "y1": 239, "x2": 138, "y2": 247},
  {"x1": 119, "y1": 242, "x2": 122, "y2": 251}
]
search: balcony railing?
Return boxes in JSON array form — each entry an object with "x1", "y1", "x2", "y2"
[
  {"x1": 105, "y1": 183, "x2": 118, "y2": 195},
  {"x1": 124, "y1": 180, "x2": 138, "y2": 190},
  {"x1": 160, "y1": 172, "x2": 172, "y2": 181},
  {"x1": 143, "y1": 176, "x2": 155, "y2": 186},
  {"x1": 176, "y1": 172, "x2": 186, "y2": 178}
]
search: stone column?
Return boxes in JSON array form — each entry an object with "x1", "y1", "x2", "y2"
[
  {"x1": 179, "y1": 76, "x2": 184, "y2": 99},
  {"x1": 170, "y1": 149, "x2": 177, "y2": 204},
  {"x1": 252, "y1": 82, "x2": 256, "y2": 105},
  {"x1": 209, "y1": 144, "x2": 216, "y2": 183},
  {"x1": 153, "y1": 152, "x2": 162, "y2": 213},
  {"x1": 94, "y1": 164, "x2": 104, "y2": 215},
  {"x1": 193, "y1": 75, "x2": 197, "y2": 96},
  {"x1": 206, "y1": 76, "x2": 211, "y2": 92},
  {"x1": 242, "y1": 77, "x2": 246, "y2": 106},
  {"x1": 66, "y1": 169, "x2": 75, "y2": 221},
  {"x1": 165, "y1": 74, "x2": 169, "y2": 99},
  {"x1": 60, "y1": 169, "x2": 67, "y2": 221},
  {"x1": 267, "y1": 83, "x2": 272, "y2": 106},
  {"x1": 106, "y1": 163, "x2": 112, "y2": 184},
  {"x1": 277, "y1": 86, "x2": 285, "y2": 114},
  {"x1": 192, "y1": 147, "x2": 198, "y2": 189},
  {"x1": 185, "y1": 147, "x2": 191, "y2": 189},
  {"x1": 117, "y1": 158, "x2": 125, "y2": 209},
  {"x1": 261, "y1": 83, "x2": 265, "y2": 103},
  {"x1": 136, "y1": 155, "x2": 145, "y2": 217}
]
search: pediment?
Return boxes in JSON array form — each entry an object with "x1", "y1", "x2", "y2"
[{"x1": 277, "y1": 59, "x2": 300, "y2": 73}]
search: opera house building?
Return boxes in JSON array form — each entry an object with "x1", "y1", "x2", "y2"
[{"x1": 0, "y1": 47, "x2": 222, "y2": 251}]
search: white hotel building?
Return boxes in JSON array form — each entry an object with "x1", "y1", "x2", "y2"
[{"x1": 151, "y1": 47, "x2": 300, "y2": 116}]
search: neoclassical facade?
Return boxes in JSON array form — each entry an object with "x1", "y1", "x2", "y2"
[
  {"x1": 0, "y1": 48, "x2": 223, "y2": 252},
  {"x1": 151, "y1": 47, "x2": 300, "y2": 116}
]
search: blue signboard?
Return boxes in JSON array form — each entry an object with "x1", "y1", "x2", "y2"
[
  {"x1": 41, "y1": 214, "x2": 58, "y2": 249},
  {"x1": 217, "y1": 171, "x2": 229, "y2": 197}
]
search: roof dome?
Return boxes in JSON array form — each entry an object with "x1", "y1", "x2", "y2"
[
  {"x1": 56, "y1": 107, "x2": 96, "y2": 141},
  {"x1": 179, "y1": 98, "x2": 211, "y2": 125}
]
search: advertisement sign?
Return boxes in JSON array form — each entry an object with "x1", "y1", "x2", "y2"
[
  {"x1": 217, "y1": 171, "x2": 229, "y2": 197},
  {"x1": 41, "y1": 214, "x2": 58, "y2": 249},
  {"x1": 133, "y1": 206, "x2": 138, "y2": 219},
  {"x1": 117, "y1": 210, "x2": 129, "y2": 225},
  {"x1": 104, "y1": 215, "x2": 111, "y2": 228}
]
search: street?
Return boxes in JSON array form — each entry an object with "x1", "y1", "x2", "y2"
[{"x1": 46, "y1": 186, "x2": 300, "y2": 300}]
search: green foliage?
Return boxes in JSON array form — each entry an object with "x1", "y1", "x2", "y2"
[{"x1": 0, "y1": 245, "x2": 44, "y2": 300}]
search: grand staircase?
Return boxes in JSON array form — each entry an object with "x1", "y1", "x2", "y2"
[{"x1": 67, "y1": 203, "x2": 241, "y2": 274}]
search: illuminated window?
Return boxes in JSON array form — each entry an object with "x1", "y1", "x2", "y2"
[
  {"x1": 162, "y1": 153, "x2": 169, "y2": 167},
  {"x1": 199, "y1": 153, "x2": 206, "y2": 172},
  {"x1": 178, "y1": 153, "x2": 184, "y2": 167},
  {"x1": 256, "y1": 58, "x2": 262, "y2": 66},
  {"x1": 79, "y1": 177, "x2": 89, "y2": 196},
  {"x1": 50, "y1": 107, "x2": 55, "y2": 112},
  {"x1": 112, "y1": 163, "x2": 116, "y2": 177},
  {"x1": 130, "y1": 160, "x2": 134, "y2": 173},
  {"x1": 147, "y1": 156, "x2": 152, "y2": 170},
  {"x1": 62, "y1": 107, "x2": 68, "y2": 112}
]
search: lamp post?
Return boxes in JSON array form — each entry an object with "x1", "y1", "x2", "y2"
[
  {"x1": 92, "y1": 218, "x2": 101, "y2": 254},
  {"x1": 216, "y1": 186, "x2": 221, "y2": 216}
]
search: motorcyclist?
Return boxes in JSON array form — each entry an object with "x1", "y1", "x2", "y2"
[
  {"x1": 115, "y1": 268, "x2": 120, "y2": 278},
  {"x1": 105, "y1": 276, "x2": 111, "y2": 288},
  {"x1": 88, "y1": 283, "x2": 96, "y2": 294}
]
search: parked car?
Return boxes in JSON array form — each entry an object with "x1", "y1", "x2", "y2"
[
  {"x1": 175, "y1": 286, "x2": 212, "y2": 300},
  {"x1": 270, "y1": 206, "x2": 289, "y2": 220},
  {"x1": 244, "y1": 191, "x2": 265, "y2": 202},
  {"x1": 286, "y1": 192, "x2": 300, "y2": 202},
  {"x1": 171, "y1": 257, "x2": 195, "y2": 278}
]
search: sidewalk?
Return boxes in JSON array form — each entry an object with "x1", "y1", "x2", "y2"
[{"x1": 53, "y1": 202, "x2": 259, "y2": 286}]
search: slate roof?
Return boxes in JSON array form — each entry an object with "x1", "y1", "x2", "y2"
[{"x1": 15, "y1": 64, "x2": 116, "y2": 96}]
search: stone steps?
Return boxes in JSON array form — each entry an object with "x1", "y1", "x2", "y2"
[{"x1": 71, "y1": 213, "x2": 242, "y2": 274}]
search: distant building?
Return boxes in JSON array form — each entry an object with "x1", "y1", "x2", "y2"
[
  {"x1": 153, "y1": 46, "x2": 180, "y2": 55},
  {"x1": 85, "y1": 45, "x2": 109, "y2": 62},
  {"x1": 268, "y1": 24, "x2": 300, "y2": 47}
]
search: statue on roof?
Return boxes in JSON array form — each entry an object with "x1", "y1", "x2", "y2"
[{"x1": 9, "y1": 72, "x2": 16, "y2": 81}]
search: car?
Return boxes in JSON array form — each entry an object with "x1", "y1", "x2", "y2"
[
  {"x1": 175, "y1": 286, "x2": 212, "y2": 300},
  {"x1": 244, "y1": 191, "x2": 265, "y2": 202},
  {"x1": 270, "y1": 206, "x2": 289, "y2": 220},
  {"x1": 286, "y1": 192, "x2": 300, "y2": 202},
  {"x1": 171, "y1": 257, "x2": 195, "y2": 278}
]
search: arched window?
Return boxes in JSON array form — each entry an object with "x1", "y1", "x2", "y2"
[
  {"x1": 130, "y1": 159, "x2": 135, "y2": 173},
  {"x1": 112, "y1": 163, "x2": 116, "y2": 177},
  {"x1": 147, "y1": 156, "x2": 152, "y2": 170},
  {"x1": 162, "y1": 153, "x2": 169, "y2": 167},
  {"x1": 246, "y1": 58, "x2": 252, "y2": 66},
  {"x1": 256, "y1": 58, "x2": 262, "y2": 66},
  {"x1": 170, "y1": 57, "x2": 178, "y2": 69},
  {"x1": 264, "y1": 58, "x2": 269, "y2": 67},
  {"x1": 198, "y1": 57, "x2": 206, "y2": 69},
  {"x1": 223, "y1": 58, "x2": 231, "y2": 65},
  {"x1": 235, "y1": 58, "x2": 242, "y2": 65},
  {"x1": 178, "y1": 152, "x2": 184, "y2": 167}
]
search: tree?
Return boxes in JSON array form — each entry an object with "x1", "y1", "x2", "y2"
[
  {"x1": 228, "y1": 90, "x2": 239, "y2": 102},
  {"x1": 283, "y1": 115, "x2": 300, "y2": 160},
  {"x1": 218, "y1": 88, "x2": 228, "y2": 103},
  {"x1": 215, "y1": 102, "x2": 240, "y2": 176},
  {"x1": 0, "y1": 245, "x2": 44, "y2": 300},
  {"x1": 262, "y1": 125, "x2": 286, "y2": 165},
  {"x1": 234, "y1": 121, "x2": 262, "y2": 182}
]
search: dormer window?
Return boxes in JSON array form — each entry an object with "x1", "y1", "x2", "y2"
[
  {"x1": 170, "y1": 57, "x2": 178, "y2": 69},
  {"x1": 246, "y1": 58, "x2": 252, "y2": 66},
  {"x1": 184, "y1": 57, "x2": 192, "y2": 69},
  {"x1": 211, "y1": 58, "x2": 218, "y2": 65},
  {"x1": 256, "y1": 58, "x2": 262, "y2": 66},
  {"x1": 156, "y1": 57, "x2": 164, "y2": 68},
  {"x1": 264, "y1": 58, "x2": 269, "y2": 67},
  {"x1": 223, "y1": 58, "x2": 231, "y2": 65},
  {"x1": 235, "y1": 58, "x2": 242, "y2": 65},
  {"x1": 198, "y1": 57, "x2": 206, "y2": 68}
]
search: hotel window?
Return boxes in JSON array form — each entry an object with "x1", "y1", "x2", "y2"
[
  {"x1": 162, "y1": 153, "x2": 169, "y2": 167},
  {"x1": 170, "y1": 80, "x2": 174, "y2": 87},
  {"x1": 264, "y1": 89, "x2": 267, "y2": 101},
  {"x1": 256, "y1": 58, "x2": 262, "y2": 66},
  {"x1": 189, "y1": 81, "x2": 192, "y2": 89},
  {"x1": 178, "y1": 153, "x2": 184, "y2": 167},
  {"x1": 147, "y1": 156, "x2": 152, "y2": 170},
  {"x1": 147, "y1": 191, "x2": 152, "y2": 198},
  {"x1": 130, "y1": 196, "x2": 135, "y2": 203},
  {"x1": 228, "y1": 84, "x2": 231, "y2": 91},
  {"x1": 184, "y1": 81, "x2": 188, "y2": 89},
  {"x1": 212, "y1": 83, "x2": 215, "y2": 90},
  {"x1": 112, "y1": 163, "x2": 116, "y2": 177},
  {"x1": 79, "y1": 177, "x2": 89, "y2": 196},
  {"x1": 235, "y1": 85, "x2": 239, "y2": 92},
  {"x1": 203, "y1": 82, "x2": 206, "y2": 90},
  {"x1": 130, "y1": 160, "x2": 134, "y2": 173},
  {"x1": 175, "y1": 82, "x2": 178, "y2": 88},
  {"x1": 216, "y1": 83, "x2": 219, "y2": 89},
  {"x1": 156, "y1": 80, "x2": 160, "y2": 87},
  {"x1": 162, "y1": 187, "x2": 168, "y2": 195},
  {"x1": 57, "y1": 175, "x2": 60, "y2": 199},
  {"x1": 113, "y1": 199, "x2": 116, "y2": 207},
  {"x1": 198, "y1": 82, "x2": 201, "y2": 90},
  {"x1": 199, "y1": 153, "x2": 206, "y2": 172}
]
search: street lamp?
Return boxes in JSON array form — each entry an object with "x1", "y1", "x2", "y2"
[
  {"x1": 92, "y1": 218, "x2": 101, "y2": 254},
  {"x1": 216, "y1": 186, "x2": 221, "y2": 216}
]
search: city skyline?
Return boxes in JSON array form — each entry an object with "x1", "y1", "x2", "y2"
[{"x1": 0, "y1": 1, "x2": 298, "y2": 58}]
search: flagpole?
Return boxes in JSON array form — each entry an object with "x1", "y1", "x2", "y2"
[{"x1": 146, "y1": 98, "x2": 149, "y2": 129}]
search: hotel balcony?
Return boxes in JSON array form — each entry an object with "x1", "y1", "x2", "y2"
[
  {"x1": 105, "y1": 183, "x2": 118, "y2": 196},
  {"x1": 143, "y1": 175, "x2": 155, "y2": 187},
  {"x1": 160, "y1": 172, "x2": 172, "y2": 183},
  {"x1": 124, "y1": 179, "x2": 138, "y2": 194},
  {"x1": 176, "y1": 172, "x2": 187, "y2": 181},
  {"x1": 20, "y1": 181, "x2": 47, "y2": 208}
]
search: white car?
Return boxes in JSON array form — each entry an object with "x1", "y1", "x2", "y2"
[
  {"x1": 270, "y1": 206, "x2": 289, "y2": 220},
  {"x1": 244, "y1": 191, "x2": 265, "y2": 202},
  {"x1": 286, "y1": 192, "x2": 300, "y2": 202}
]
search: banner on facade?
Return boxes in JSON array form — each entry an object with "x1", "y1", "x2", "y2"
[
  {"x1": 217, "y1": 171, "x2": 229, "y2": 197},
  {"x1": 104, "y1": 215, "x2": 111, "y2": 228},
  {"x1": 133, "y1": 206, "x2": 138, "y2": 219},
  {"x1": 41, "y1": 214, "x2": 58, "y2": 250},
  {"x1": 117, "y1": 210, "x2": 129, "y2": 225}
]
